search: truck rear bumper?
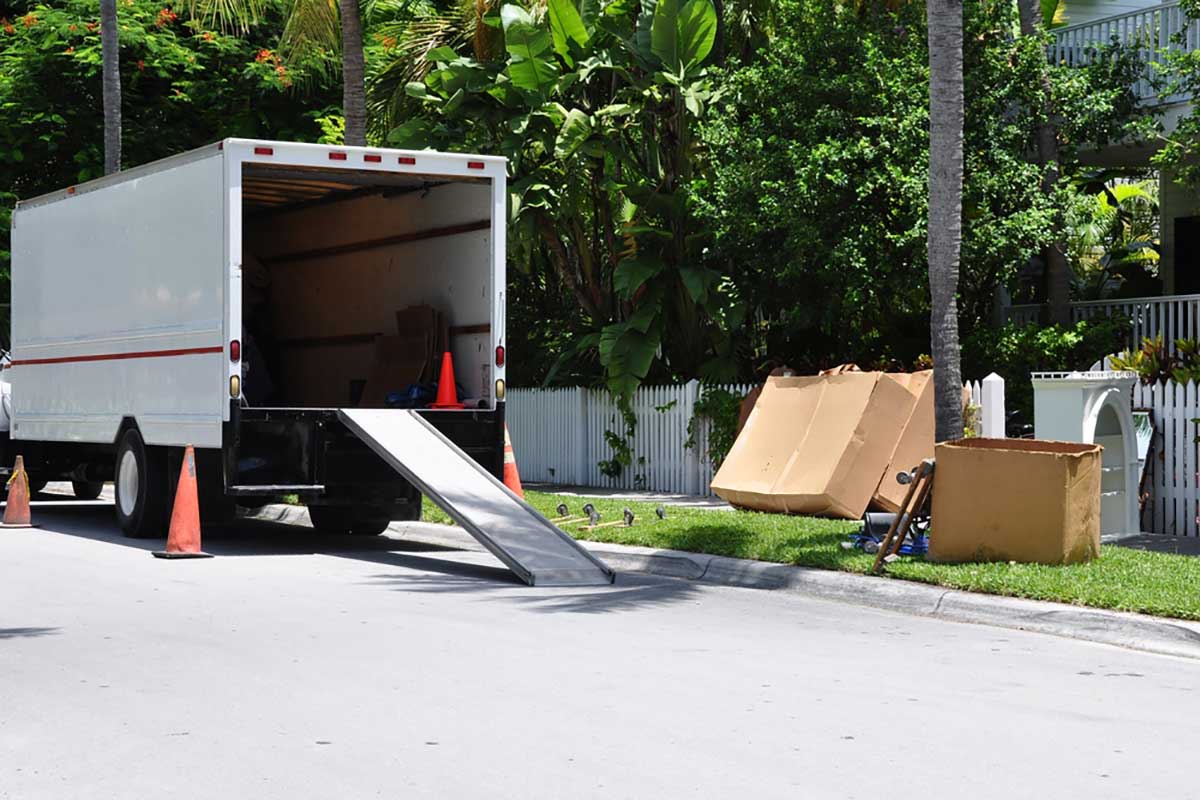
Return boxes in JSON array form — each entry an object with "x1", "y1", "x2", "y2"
[{"x1": 225, "y1": 403, "x2": 506, "y2": 502}]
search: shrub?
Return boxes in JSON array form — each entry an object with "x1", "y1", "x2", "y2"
[{"x1": 961, "y1": 317, "x2": 1129, "y2": 431}]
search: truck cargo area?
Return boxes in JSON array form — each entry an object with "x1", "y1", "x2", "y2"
[{"x1": 239, "y1": 163, "x2": 496, "y2": 410}]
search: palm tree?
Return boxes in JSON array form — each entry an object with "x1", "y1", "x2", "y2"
[
  {"x1": 191, "y1": 0, "x2": 367, "y2": 145},
  {"x1": 339, "y1": 0, "x2": 366, "y2": 145},
  {"x1": 100, "y1": 0, "x2": 121, "y2": 174},
  {"x1": 926, "y1": 0, "x2": 964, "y2": 442}
]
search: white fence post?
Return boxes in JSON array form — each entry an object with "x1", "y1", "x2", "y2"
[
  {"x1": 683, "y1": 379, "x2": 702, "y2": 495},
  {"x1": 575, "y1": 387, "x2": 588, "y2": 486},
  {"x1": 981, "y1": 372, "x2": 1005, "y2": 438}
]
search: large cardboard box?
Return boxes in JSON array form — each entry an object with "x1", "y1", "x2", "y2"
[
  {"x1": 929, "y1": 438, "x2": 1101, "y2": 565},
  {"x1": 711, "y1": 372, "x2": 917, "y2": 518},
  {"x1": 872, "y1": 370, "x2": 935, "y2": 512}
]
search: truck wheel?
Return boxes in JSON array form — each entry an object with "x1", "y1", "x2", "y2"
[
  {"x1": 72, "y1": 480, "x2": 104, "y2": 500},
  {"x1": 114, "y1": 428, "x2": 168, "y2": 539},
  {"x1": 307, "y1": 505, "x2": 391, "y2": 536}
]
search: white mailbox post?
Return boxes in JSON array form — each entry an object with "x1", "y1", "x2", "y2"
[{"x1": 1032, "y1": 371, "x2": 1139, "y2": 536}]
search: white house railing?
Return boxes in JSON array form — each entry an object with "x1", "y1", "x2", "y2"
[
  {"x1": 1052, "y1": 1, "x2": 1196, "y2": 103},
  {"x1": 1007, "y1": 293, "x2": 1200, "y2": 351}
]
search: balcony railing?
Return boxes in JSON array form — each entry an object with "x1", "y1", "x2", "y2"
[
  {"x1": 1052, "y1": 1, "x2": 1196, "y2": 103},
  {"x1": 1007, "y1": 293, "x2": 1200, "y2": 352}
]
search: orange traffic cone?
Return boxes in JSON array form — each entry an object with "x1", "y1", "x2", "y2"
[
  {"x1": 429, "y1": 351, "x2": 464, "y2": 409},
  {"x1": 153, "y1": 445, "x2": 212, "y2": 559},
  {"x1": 502, "y1": 425, "x2": 524, "y2": 498},
  {"x1": 2, "y1": 455, "x2": 35, "y2": 528}
]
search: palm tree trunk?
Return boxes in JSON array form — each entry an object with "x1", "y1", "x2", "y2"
[
  {"x1": 1017, "y1": 0, "x2": 1071, "y2": 325},
  {"x1": 340, "y1": 0, "x2": 366, "y2": 146},
  {"x1": 927, "y1": 0, "x2": 965, "y2": 442},
  {"x1": 100, "y1": 0, "x2": 121, "y2": 174}
]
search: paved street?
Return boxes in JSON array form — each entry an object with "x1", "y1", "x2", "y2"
[{"x1": 3, "y1": 501, "x2": 1198, "y2": 799}]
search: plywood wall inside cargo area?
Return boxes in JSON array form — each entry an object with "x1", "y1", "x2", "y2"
[{"x1": 242, "y1": 180, "x2": 493, "y2": 408}]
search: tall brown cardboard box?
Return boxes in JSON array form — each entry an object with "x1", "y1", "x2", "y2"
[
  {"x1": 711, "y1": 372, "x2": 917, "y2": 519},
  {"x1": 929, "y1": 438, "x2": 1102, "y2": 565},
  {"x1": 872, "y1": 370, "x2": 934, "y2": 512}
]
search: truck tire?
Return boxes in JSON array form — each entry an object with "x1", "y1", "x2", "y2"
[
  {"x1": 114, "y1": 428, "x2": 169, "y2": 539},
  {"x1": 72, "y1": 480, "x2": 104, "y2": 500},
  {"x1": 307, "y1": 505, "x2": 391, "y2": 536}
]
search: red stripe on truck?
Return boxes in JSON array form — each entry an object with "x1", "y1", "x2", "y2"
[{"x1": 12, "y1": 346, "x2": 224, "y2": 366}]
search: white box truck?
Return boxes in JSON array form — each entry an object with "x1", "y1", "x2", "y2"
[{"x1": 6, "y1": 139, "x2": 612, "y2": 586}]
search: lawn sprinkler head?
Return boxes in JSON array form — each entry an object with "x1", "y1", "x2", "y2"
[
  {"x1": 655, "y1": 505, "x2": 666, "y2": 520},
  {"x1": 556, "y1": 502, "x2": 569, "y2": 517},
  {"x1": 623, "y1": 508, "x2": 635, "y2": 527},
  {"x1": 588, "y1": 508, "x2": 601, "y2": 526},
  {"x1": 583, "y1": 502, "x2": 596, "y2": 516}
]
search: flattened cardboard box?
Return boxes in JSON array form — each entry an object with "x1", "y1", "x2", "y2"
[
  {"x1": 872, "y1": 370, "x2": 935, "y2": 513},
  {"x1": 711, "y1": 373, "x2": 916, "y2": 519},
  {"x1": 929, "y1": 438, "x2": 1101, "y2": 565}
]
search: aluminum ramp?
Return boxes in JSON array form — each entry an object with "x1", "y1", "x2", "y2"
[{"x1": 338, "y1": 409, "x2": 615, "y2": 586}]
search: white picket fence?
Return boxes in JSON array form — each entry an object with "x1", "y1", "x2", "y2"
[
  {"x1": 1132, "y1": 380, "x2": 1200, "y2": 536},
  {"x1": 506, "y1": 380, "x2": 754, "y2": 496}
]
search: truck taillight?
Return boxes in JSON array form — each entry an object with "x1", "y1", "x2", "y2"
[
  {"x1": 329, "y1": 152, "x2": 347, "y2": 161},
  {"x1": 230, "y1": 340, "x2": 240, "y2": 362},
  {"x1": 495, "y1": 379, "x2": 505, "y2": 401},
  {"x1": 230, "y1": 375, "x2": 241, "y2": 398},
  {"x1": 254, "y1": 146, "x2": 274, "y2": 156},
  {"x1": 468, "y1": 161, "x2": 485, "y2": 170},
  {"x1": 399, "y1": 156, "x2": 416, "y2": 165},
  {"x1": 364, "y1": 154, "x2": 382, "y2": 163},
  {"x1": 495, "y1": 345, "x2": 505, "y2": 367}
]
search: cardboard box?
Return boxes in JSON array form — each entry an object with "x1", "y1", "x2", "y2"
[
  {"x1": 929, "y1": 438, "x2": 1101, "y2": 565},
  {"x1": 359, "y1": 334, "x2": 428, "y2": 407},
  {"x1": 872, "y1": 370, "x2": 935, "y2": 512},
  {"x1": 711, "y1": 372, "x2": 917, "y2": 518}
]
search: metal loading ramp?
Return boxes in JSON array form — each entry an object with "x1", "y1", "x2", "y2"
[{"x1": 338, "y1": 409, "x2": 615, "y2": 586}]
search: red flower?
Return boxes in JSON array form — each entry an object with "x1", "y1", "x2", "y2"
[
  {"x1": 68, "y1": 23, "x2": 77, "y2": 31},
  {"x1": 85, "y1": 21, "x2": 97, "y2": 32},
  {"x1": 201, "y1": 31, "x2": 213, "y2": 41},
  {"x1": 255, "y1": 48, "x2": 273, "y2": 63},
  {"x1": 1, "y1": 18, "x2": 13, "y2": 34},
  {"x1": 137, "y1": 59, "x2": 145, "y2": 71},
  {"x1": 65, "y1": 46, "x2": 74, "y2": 53},
  {"x1": 22, "y1": 13, "x2": 37, "y2": 27}
]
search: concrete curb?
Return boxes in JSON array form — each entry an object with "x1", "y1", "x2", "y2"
[{"x1": 249, "y1": 504, "x2": 1200, "y2": 660}]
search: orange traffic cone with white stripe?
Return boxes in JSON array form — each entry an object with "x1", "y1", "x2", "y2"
[
  {"x1": 153, "y1": 445, "x2": 212, "y2": 559},
  {"x1": 1, "y1": 455, "x2": 35, "y2": 528},
  {"x1": 502, "y1": 425, "x2": 524, "y2": 498}
]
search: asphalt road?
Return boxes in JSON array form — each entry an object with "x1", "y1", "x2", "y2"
[{"x1": 2, "y1": 500, "x2": 1198, "y2": 799}]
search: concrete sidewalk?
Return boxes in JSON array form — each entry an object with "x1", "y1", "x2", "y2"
[{"x1": 251, "y1": 504, "x2": 1200, "y2": 661}]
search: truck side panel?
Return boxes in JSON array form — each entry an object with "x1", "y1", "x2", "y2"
[{"x1": 10, "y1": 152, "x2": 227, "y2": 448}]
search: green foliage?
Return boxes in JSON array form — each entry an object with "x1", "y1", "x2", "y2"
[
  {"x1": 0, "y1": 0, "x2": 337, "y2": 278},
  {"x1": 1110, "y1": 335, "x2": 1200, "y2": 385},
  {"x1": 685, "y1": 385, "x2": 742, "y2": 469},
  {"x1": 386, "y1": 0, "x2": 730, "y2": 400},
  {"x1": 693, "y1": 0, "x2": 1149, "y2": 373},
  {"x1": 961, "y1": 317, "x2": 1130, "y2": 429},
  {"x1": 597, "y1": 405, "x2": 641, "y2": 482},
  {"x1": 1065, "y1": 177, "x2": 1160, "y2": 299}
]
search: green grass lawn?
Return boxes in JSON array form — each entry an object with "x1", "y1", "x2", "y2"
[{"x1": 423, "y1": 490, "x2": 1200, "y2": 621}]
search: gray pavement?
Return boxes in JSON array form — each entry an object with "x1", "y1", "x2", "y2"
[{"x1": 3, "y1": 503, "x2": 1199, "y2": 798}]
